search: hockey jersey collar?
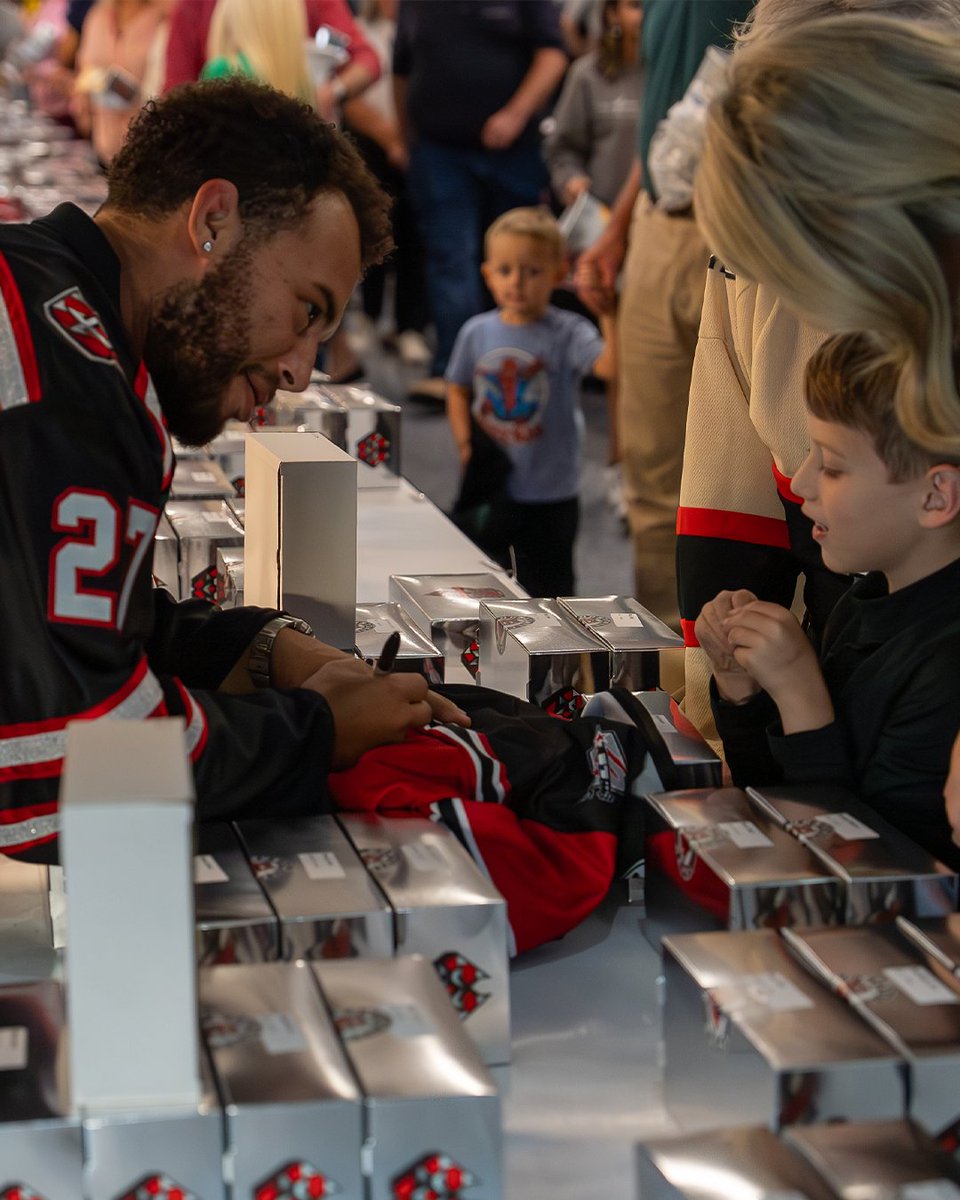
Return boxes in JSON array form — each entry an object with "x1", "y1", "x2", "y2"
[{"x1": 35, "y1": 202, "x2": 123, "y2": 308}]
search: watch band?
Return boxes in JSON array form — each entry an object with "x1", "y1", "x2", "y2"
[{"x1": 248, "y1": 615, "x2": 314, "y2": 689}]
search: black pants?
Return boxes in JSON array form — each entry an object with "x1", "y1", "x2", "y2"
[{"x1": 502, "y1": 495, "x2": 579, "y2": 598}]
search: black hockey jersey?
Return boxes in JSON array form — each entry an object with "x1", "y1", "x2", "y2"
[{"x1": 0, "y1": 204, "x2": 336, "y2": 859}]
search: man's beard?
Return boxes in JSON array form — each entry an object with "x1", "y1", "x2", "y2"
[{"x1": 144, "y1": 241, "x2": 256, "y2": 447}]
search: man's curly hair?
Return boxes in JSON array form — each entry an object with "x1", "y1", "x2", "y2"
[{"x1": 107, "y1": 77, "x2": 392, "y2": 269}]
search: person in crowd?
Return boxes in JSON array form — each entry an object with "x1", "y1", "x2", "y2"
[
  {"x1": 445, "y1": 207, "x2": 616, "y2": 598},
  {"x1": 340, "y1": 0, "x2": 431, "y2": 370},
  {"x1": 201, "y1": 0, "x2": 314, "y2": 105},
  {"x1": 70, "y1": 0, "x2": 168, "y2": 164},
  {"x1": 163, "y1": 0, "x2": 378, "y2": 120},
  {"x1": 544, "y1": 0, "x2": 644, "y2": 522},
  {"x1": 678, "y1": 0, "x2": 960, "y2": 743},
  {"x1": 697, "y1": 332, "x2": 960, "y2": 870},
  {"x1": 575, "y1": 0, "x2": 751, "y2": 649},
  {"x1": 393, "y1": 0, "x2": 568, "y2": 403},
  {"x1": 0, "y1": 77, "x2": 472, "y2": 864},
  {"x1": 544, "y1": 0, "x2": 644, "y2": 212}
]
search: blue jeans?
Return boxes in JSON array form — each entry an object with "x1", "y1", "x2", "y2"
[{"x1": 409, "y1": 137, "x2": 548, "y2": 375}]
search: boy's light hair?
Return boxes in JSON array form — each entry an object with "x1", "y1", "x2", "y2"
[
  {"x1": 806, "y1": 332, "x2": 955, "y2": 482},
  {"x1": 485, "y1": 207, "x2": 566, "y2": 261},
  {"x1": 694, "y1": 14, "x2": 960, "y2": 460}
]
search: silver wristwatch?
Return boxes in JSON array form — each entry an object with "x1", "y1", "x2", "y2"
[{"x1": 248, "y1": 615, "x2": 314, "y2": 689}]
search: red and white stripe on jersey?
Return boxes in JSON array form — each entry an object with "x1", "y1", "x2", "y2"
[
  {"x1": 0, "y1": 251, "x2": 41, "y2": 410},
  {"x1": 427, "y1": 725, "x2": 510, "y2": 804},
  {"x1": 172, "y1": 679, "x2": 209, "y2": 762},
  {"x1": 134, "y1": 362, "x2": 173, "y2": 490},
  {"x1": 0, "y1": 657, "x2": 165, "y2": 789}
]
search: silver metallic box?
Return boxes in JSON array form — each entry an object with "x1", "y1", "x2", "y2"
[
  {"x1": 321, "y1": 382, "x2": 402, "y2": 488},
  {"x1": 784, "y1": 1118, "x2": 960, "y2": 1198},
  {"x1": 661, "y1": 929, "x2": 905, "y2": 1131},
  {"x1": 620, "y1": 688, "x2": 721, "y2": 790},
  {"x1": 783, "y1": 924, "x2": 960, "y2": 1142},
  {"x1": 354, "y1": 601, "x2": 444, "y2": 684},
  {"x1": 643, "y1": 787, "x2": 839, "y2": 948},
  {"x1": 235, "y1": 815, "x2": 394, "y2": 961},
  {"x1": 267, "y1": 384, "x2": 349, "y2": 445},
  {"x1": 202, "y1": 424, "x2": 247, "y2": 496},
  {"x1": 215, "y1": 545, "x2": 245, "y2": 610},
  {"x1": 81, "y1": 1062, "x2": 224, "y2": 1200},
  {"x1": 312, "y1": 955, "x2": 502, "y2": 1200},
  {"x1": 747, "y1": 785, "x2": 958, "y2": 923},
  {"x1": 635, "y1": 1124, "x2": 836, "y2": 1200},
  {"x1": 897, "y1": 912, "x2": 960, "y2": 984},
  {"x1": 151, "y1": 513, "x2": 178, "y2": 597},
  {"x1": 390, "y1": 572, "x2": 525, "y2": 684},
  {"x1": 478, "y1": 596, "x2": 609, "y2": 708},
  {"x1": 338, "y1": 813, "x2": 511, "y2": 1065},
  {"x1": 558, "y1": 594, "x2": 682, "y2": 690},
  {"x1": 0, "y1": 854, "x2": 56, "y2": 986},
  {"x1": 170, "y1": 454, "x2": 236, "y2": 501},
  {"x1": 164, "y1": 498, "x2": 245, "y2": 604},
  {"x1": 200, "y1": 960, "x2": 363, "y2": 1199},
  {"x1": 194, "y1": 822, "x2": 278, "y2": 966},
  {"x1": 0, "y1": 979, "x2": 82, "y2": 1194}
]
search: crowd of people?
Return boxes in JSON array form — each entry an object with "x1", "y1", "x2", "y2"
[{"x1": 2, "y1": 0, "x2": 960, "y2": 943}]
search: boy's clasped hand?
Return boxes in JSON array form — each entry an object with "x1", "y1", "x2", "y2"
[{"x1": 696, "y1": 589, "x2": 835, "y2": 735}]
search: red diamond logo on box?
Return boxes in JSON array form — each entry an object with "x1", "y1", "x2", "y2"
[
  {"x1": 116, "y1": 1174, "x2": 198, "y2": 1200},
  {"x1": 392, "y1": 1153, "x2": 476, "y2": 1199},
  {"x1": 191, "y1": 564, "x2": 218, "y2": 601},
  {"x1": 460, "y1": 640, "x2": 480, "y2": 679},
  {"x1": 357, "y1": 431, "x2": 389, "y2": 466},
  {"x1": 433, "y1": 951, "x2": 490, "y2": 1019},
  {"x1": 1, "y1": 1185, "x2": 49, "y2": 1200},
  {"x1": 255, "y1": 1160, "x2": 340, "y2": 1200}
]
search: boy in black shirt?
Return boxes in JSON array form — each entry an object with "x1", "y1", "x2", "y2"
[{"x1": 696, "y1": 331, "x2": 960, "y2": 868}]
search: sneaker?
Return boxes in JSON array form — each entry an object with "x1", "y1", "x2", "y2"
[
  {"x1": 396, "y1": 329, "x2": 432, "y2": 366},
  {"x1": 406, "y1": 376, "x2": 447, "y2": 404}
]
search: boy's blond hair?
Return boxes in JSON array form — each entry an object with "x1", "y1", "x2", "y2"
[
  {"x1": 806, "y1": 332, "x2": 956, "y2": 482},
  {"x1": 484, "y1": 207, "x2": 566, "y2": 261}
]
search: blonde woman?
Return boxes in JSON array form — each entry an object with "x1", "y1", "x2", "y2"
[
  {"x1": 677, "y1": 2, "x2": 960, "y2": 743},
  {"x1": 202, "y1": 0, "x2": 315, "y2": 107}
]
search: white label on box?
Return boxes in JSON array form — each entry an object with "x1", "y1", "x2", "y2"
[
  {"x1": 191, "y1": 471, "x2": 216, "y2": 483},
  {"x1": 258, "y1": 1012, "x2": 308, "y2": 1056},
  {"x1": 652, "y1": 714, "x2": 675, "y2": 735},
  {"x1": 884, "y1": 965, "x2": 960, "y2": 1006},
  {"x1": 718, "y1": 820, "x2": 774, "y2": 849},
  {"x1": 402, "y1": 841, "x2": 446, "y2": 872},
  {"x1": 0, "y1": 1027, "x2": 27, "y2": 1070},
  {"x1": 819, "y1": 811, "x2": 880, "y2": 840},
  {"x1": 298, "y1": 851, "x2": 345, "y2": 880},
  {"x1": 527, "y1": 614, "x2": 562, "y2": 630},
  {"x1": 900, "y1": 1182, "x2": 960, "y2": 1200},
  {"x1": 610, "y1": 611, "x2": 644, "y2": 627},
  {"x1": 383, "y1": 1003, "x2": 432, "y2": 1038},
  {"x1": 742, "y1": 972, "x2": 814, "y2": 1011},
  {"x1": 194, "y1": 854, "x2": 229, "y2": 884}
]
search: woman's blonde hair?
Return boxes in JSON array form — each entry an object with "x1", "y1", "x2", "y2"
[
  {"x1": 207, "y1": 0, "x2": 314, "y2": 107},
  {"x1": 694, "y1": 13, "x2": 960, "y2": 456}
]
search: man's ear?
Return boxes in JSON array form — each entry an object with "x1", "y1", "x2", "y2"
[
  {"x1": 919, "y1": 464, "x2": 960, "y2": 527},
  {"x1": 186, "y1": 178, "x2": 241, "y2": 262}
]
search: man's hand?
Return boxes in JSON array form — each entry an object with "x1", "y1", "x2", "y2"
[
  {"x1": 481, "y1": 106, "x2": 525, "y2": 150},
  {"x1": 722, "y1": 599, "x2": 834, "y2": 733},
  {"x1": 302, "y1": 658, "x2": 469, "y2": 769},
  {"x1": 695, "y1": 589, "x2": 760, "y2": 704}
]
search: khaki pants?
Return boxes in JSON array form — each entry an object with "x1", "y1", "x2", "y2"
[{"x1": 617, "y1": 194, "x2": 709, "y2": 635}]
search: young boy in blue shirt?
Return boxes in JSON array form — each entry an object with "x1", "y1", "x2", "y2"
[
  {"x1": 696, "y1": 331, "x2": 960, "y2": 868},
  {"x1": 445, "y1": 206, "x2": 615, "y2": 597}
]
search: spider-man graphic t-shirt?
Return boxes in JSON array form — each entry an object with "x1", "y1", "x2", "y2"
[{"x1": 446, "y1": 305, "x2": 603, "y2": 502}]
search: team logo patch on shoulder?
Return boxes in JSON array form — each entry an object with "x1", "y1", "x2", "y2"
[{"x1": 44, "y1": 287, "x2": 117, "y2": 363}]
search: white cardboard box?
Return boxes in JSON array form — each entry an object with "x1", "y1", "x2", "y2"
[
  {"x1": 244, "y1": 431, "x2": 357, "y2": 649},
  {"x1": 59, "y1": 719, "x2": 200, "y2": 1115}
]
